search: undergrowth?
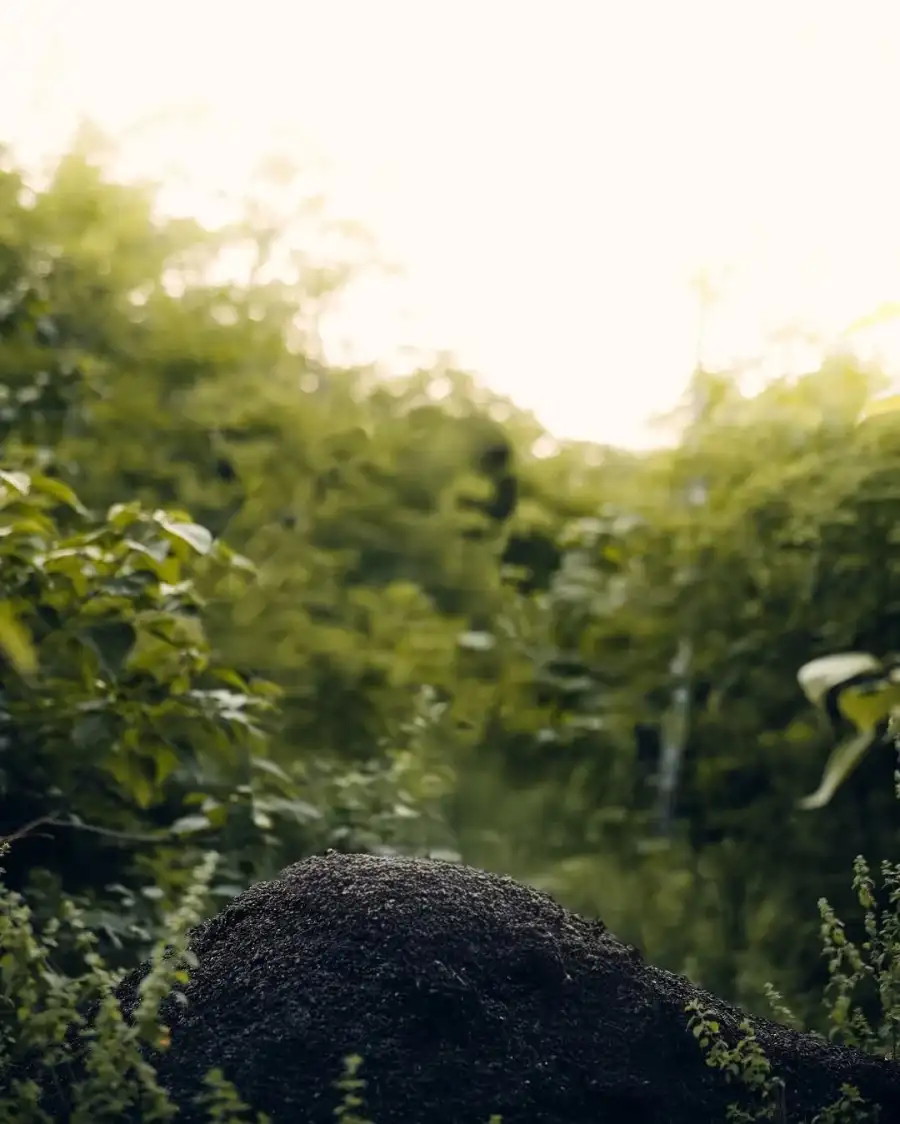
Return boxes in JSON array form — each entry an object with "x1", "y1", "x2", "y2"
[
  {"x1": 0, "y1": 844, "x2": 269, "y2": 1124},
  {"x1": 1, "y1": 755, "x2": 898, "y2": 1122},
  {"x1": 686, "y1": 743, "x2": 900, "y2": 1123}
]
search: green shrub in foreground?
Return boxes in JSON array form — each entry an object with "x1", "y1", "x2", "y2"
[
  {"x1": 0, "y1": 845, "x2": 269, "y2": 1123},
  {"x1": 2, "y1": 746, "x2": 898, "y2": 1124},
  {"x1": 687, "y1": 744, "x2": 900, "y2": 1123}
]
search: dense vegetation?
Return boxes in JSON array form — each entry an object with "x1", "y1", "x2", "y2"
[{"x1": 0, "y1": 128, "x2": 898, "y2": 1106}]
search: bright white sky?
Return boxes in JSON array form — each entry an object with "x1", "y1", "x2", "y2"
[{"x1": 1, "y1": 0, "x2": 900, "y2": 447}]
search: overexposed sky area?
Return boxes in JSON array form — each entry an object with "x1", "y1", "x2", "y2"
[{"x1": 1, "y1": 0, "x2": 900, "y2": 447}]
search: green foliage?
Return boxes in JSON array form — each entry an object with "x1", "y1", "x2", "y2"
[
  {"x1": 0, "y1": 465, "x2": 269, "y2": 803},
  {"x1": 0, "y1": 462, "x2": 284, "y2": 947},
  {"x1": 0, "y1": 458, "x2": 464, "y2": 966},
  {"x1": 3, "y1": 126, "x2": 900, "y2": 1047},
  {"x1": 477, "y1": 365, "x2": 900, "y2": 1019},
  {"x1": 687, "y1": 998, "x2": 880, "y2": 1122},
  {"x1": 332, "y1": 1056, "x2": 372, "y2": 1124},
  {"x1": 0, "y1": 842, "x2": 243, "y2": 1123},
  {"x1": 818, "y1": 850, "x2": 900, "y2": 1059},
  {"x1": 687, "y1": 751, "x2": 900, "y2": 1122}
]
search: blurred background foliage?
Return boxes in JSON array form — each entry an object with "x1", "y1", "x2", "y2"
[{"x1": 1, "y1": 130, "x2": 899, "y2": 1032}]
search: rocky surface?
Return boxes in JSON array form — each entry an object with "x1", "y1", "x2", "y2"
[{"x1": 109, "y1": 852, "x2": 899, "y2": 1123}]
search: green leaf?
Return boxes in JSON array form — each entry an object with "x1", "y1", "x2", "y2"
[
  {"x1": 170, "y1": 814, "x2": 211, "y2": 836},
  {"x1": 0, "y1": 601, "x2": 37, "y2": 676},
  {"x1": 43, "y1": 549, "x2": 93, "y2": 596},
  {"x1": 30, "y1": 474, "x2": 88, "y2": 513},
  {"x1": 0, "y1": 515, "x2": 56, "y2": 539},
  {"x1": 127, "y1": 614, "x2": 207, "y2": 681},
  {"x1": 156, "y1": 517, "x2": 214, "y2": 556},
  {"x1": 107, "y1": 501, "x2": 143, "y2": 528},
  {"x1": 457, "y1": 630, "x2": 495, "y2": 651},
  {"x1": 797, "y1": 729, "x2": 878, "y2": 811},
  {"x1": 126, "y1": 537, "x2": 170, "y2": 564},
  {"x1": 0, "y1": 470, "x2": 30, "y2": 495},
  {"x1": 212, "y1": 540, "x2": 257, "y2": 572},
  {"x1": 250, "y1": 755, "x2": 293, "y2": 784},
  {"x1": 83, "y1": 621, "x2": 137, "y2": 676}
]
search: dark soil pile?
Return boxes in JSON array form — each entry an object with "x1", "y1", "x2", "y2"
[{"x1": 113, "y1": 852, "x2": 898, "y2": 1123}]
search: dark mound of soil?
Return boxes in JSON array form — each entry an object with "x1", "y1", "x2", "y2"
[{"x1": 114, "y1": 852, "x2": 898, "y2": 1123}]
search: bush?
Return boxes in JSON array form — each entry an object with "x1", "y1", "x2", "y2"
[{"x1": 688, "y1": 745, "x2": 900, "y2": 1122}]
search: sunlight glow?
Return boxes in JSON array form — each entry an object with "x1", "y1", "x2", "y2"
[{"x1": 2, "y1": 0, "x2": 899, "y2": 448}]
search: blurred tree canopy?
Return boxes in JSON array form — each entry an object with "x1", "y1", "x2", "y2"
[{"x1": 1, "y1": 130, "x2": 899, "y2": 1027}]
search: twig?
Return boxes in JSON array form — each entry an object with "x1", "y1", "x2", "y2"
[{"x1": 0, "y1": 813, "x2": 171, "y2": 846}]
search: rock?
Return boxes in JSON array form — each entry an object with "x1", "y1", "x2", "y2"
[{"x1": 110, "y1": 852, "x2": 898, "y2": 1123}]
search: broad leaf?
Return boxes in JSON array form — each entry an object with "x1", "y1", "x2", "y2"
[{"x1": 797, "y1": 729, "x2": 877, "y2": 811}]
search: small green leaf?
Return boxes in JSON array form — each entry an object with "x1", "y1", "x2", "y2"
[
  {"x1": 171, "y1": 814, "x2": 211, "y2": 836},
  {"x1": 227, "y1": 551, "x2": 255, "y2": 572},
  {"x1": 457, "y1": 630, "x2": 495, "y2": 651},
  {"x1": 797, "y1": 729, "x2": 878, "y2": 810},
  {"x1": 212, "y1": 540, "x2": 256, "y2": 572},
  {"x1": 0, "y1": 602, "x2": 37, "y2": 676},
  {"x1": 251, "y1": 756, "x2": 292, "y2": 783},
  {"x1": 157, "y1": 517, "x2": 214, "y2": 556},
  {"x1": 30, "y1": 474, "x2": 88, "y2": 513},
  {"x1": 0, "y1": 515, "x2": 56, "y2": 539},
  {"x1": 126, "y1": 537, "x2": 170, "y2": 564},
  {"x1": 393, "y1": 803, "x2": 419, "y2": 819},
  {"x1": 107, "y1": 501, "x2": 143, "y2": 528},
  {"x1": 0, "y1": 470, "x2": 30, "y2": 495}
]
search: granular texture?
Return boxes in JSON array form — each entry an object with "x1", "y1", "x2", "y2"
[{"x1": 113, "y1": 852, "x2": 899, "y2": 1123}]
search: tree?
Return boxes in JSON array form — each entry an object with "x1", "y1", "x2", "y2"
[{"x1": 4, "y1": 128, "x2": 900, "y2": 1029}]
